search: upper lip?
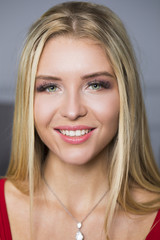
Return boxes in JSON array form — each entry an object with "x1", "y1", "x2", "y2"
[{"x1": 54, "y1": 125, "x2": 95, "y2": 131}]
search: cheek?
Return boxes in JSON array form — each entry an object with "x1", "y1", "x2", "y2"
[
  {"x1": 34, "y1": 96, "x2": 55, "y2": 128},
  {"x1": 88, "y1": 92, "x2": 120, "y2": 125},
  {"x1": 99, "y1": 106, "x2": 119, "y2": 134}
]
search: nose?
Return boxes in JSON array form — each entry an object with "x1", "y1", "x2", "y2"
[{"x1": 60, "y1": 90, "x2": 87, "y2": 120}]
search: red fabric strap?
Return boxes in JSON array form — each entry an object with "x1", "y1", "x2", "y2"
[
  {"x1": 0, "y1": 178, "x2": 12, "y2": 240},
  {"x1": 146, "y1": 209, "x2": 160, "y2": 239}
]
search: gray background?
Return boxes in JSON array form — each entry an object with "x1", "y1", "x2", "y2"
[{"x1": 0, "y1": 0, "x2": 160, "y2": 175}]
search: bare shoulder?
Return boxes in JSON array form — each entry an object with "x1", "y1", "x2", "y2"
[
  {"x1": 5, "y1": 180, "x2": 30, "y2": 240},
  {"x1": 5, "y1": 179, "x2": 30, "y2": 219},
  {"x1": 5, "y1": 179, "x2": 30, "y2": 222},
  {"x1": 5, "y1": 179, "x2": 22, "y2": 195},
  {"x1": 5, "y1": 179, "x2": 29, "y2": 203},
  {"x1": 109, "y1": 187, "x2": 160, "y2": 240}
]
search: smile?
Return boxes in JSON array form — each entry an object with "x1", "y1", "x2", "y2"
[
  {"x1": 55, "y1": 126, "x2": 95, "y2": 144},
  {"x1": 59, "y1": 129, "x2": 91, "y2": 137}
]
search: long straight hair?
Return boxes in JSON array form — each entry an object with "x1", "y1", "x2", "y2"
[{"x1": 7, "y1": 1, "x2": 160, "y2": 238}]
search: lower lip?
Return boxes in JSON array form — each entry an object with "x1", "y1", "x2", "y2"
[{"x1": 55, "y1": 130, "x2": 94, "y2": 144}]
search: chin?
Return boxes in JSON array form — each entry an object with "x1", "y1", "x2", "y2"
[
  {"x1": 63, "y1": 157, "x2": 92, "y2": 166},
  {"x1": 62, "y1": 158, "x2": 92, "y2": 166},
  {"x1": 57, "y1": 151, "x2": 95, "y2": 166}
]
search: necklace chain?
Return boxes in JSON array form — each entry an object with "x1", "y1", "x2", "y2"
[
  {"x1": 43, "y1": 176, "x2": 108, "y2": 225},
  {"x1": 43, "y1": 176, "x2": 159, "y2": 240}
]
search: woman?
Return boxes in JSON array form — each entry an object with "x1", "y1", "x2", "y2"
[{"x1": 0, "y1": 1, "x2": 160, "y2": 240}]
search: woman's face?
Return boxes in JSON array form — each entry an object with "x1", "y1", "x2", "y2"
[{"x1": 34, "y1": 36, "x2": 119, "y2": 165}]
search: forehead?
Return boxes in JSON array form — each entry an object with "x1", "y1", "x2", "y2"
[{"x1": 37, "y1": 36, "x2": 114, "y2": 77}]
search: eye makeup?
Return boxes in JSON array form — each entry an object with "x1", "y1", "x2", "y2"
[
  {"x1": 36, "y1": 83, "x2": 59, "y2": 92},
  {"x1": 87, "y1": 80, "x2": 111, "y2": 90},
  {"x1": 35, "y1": 73, "x2": 114, "y2": 95}
]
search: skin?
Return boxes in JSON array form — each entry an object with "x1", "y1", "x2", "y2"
[
  {"x1": 34, "y1": 36, "x2": 119, "y2": 166},
  {"x1": 34, "y1": 36, "x2": 119, "y2": 220},
  {"x1": 5, "y1": 36, "x2": 158, "y2": 240}
]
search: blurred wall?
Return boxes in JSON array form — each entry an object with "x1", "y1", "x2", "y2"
[{"x1": 0, "y1": 0, "x2": 160, "y2": 175}]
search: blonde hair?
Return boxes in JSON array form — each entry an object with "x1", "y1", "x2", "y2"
[{"x1": 7, "y1": 1, "x2": 160, "y2": 238}]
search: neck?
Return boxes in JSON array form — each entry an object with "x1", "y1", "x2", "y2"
[{"x1": 43, "y1": 151, "x2": 108, "y2": 211}]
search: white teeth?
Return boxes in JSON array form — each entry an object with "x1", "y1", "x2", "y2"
[
  {"x1": 82, "y1": 130, "x2": 85, "y2": 135},
  {"x1": 70, "y1": 131, "x2": 75, "y2": 136},
  {"x1": 76, "y1": 130, "x2": 81, "y2": 136},
  {"x1": 59, "y1": 129, "x2": 91, "y2": 137}
]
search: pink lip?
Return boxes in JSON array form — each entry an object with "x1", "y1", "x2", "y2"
[
  {"x1": 54, "y1": 126, "x2": 95, "y2": 145},
  {"x1": 55, "y1": 125, "x2": 93, "y2": 131}
]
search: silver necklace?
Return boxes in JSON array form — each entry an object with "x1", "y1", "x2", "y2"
[{"x1": 43, "y1": 176, "x2": 108, "y2": 240}]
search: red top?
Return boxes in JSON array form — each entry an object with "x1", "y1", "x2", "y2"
[
  {"x1": 0, "y1": 179, "x2": 12, "y2": 240},
  {"x1": 0, "y1": 178, "x2": 160, "y2": 240}
]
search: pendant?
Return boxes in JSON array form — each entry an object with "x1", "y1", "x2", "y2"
[
  {"x1": 76, "y1": 222, "x2": 84, "y2": 240},
  {"x1": 76, "y1": 231, "x2": 84, "y2": 240}
]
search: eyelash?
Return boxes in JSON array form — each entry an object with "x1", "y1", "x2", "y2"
[
  {"x1": 36, "y1": 80, "x2": 111, "y2": 92},
  {"x1": 36, "y1": 83, "x2": 59, "y2": 92},
  {"x1": 87, "y1": 80, "x2": 111, "y2": 90}
]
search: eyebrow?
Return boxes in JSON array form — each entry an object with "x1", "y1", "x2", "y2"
[
  {"x1": 81, "y1": 71, "x2": 115, "y2": 80},
  {"x1": 35, "y1": 75, "x2": 61, "y2": 81},
  {"x1": 35, "y1": 71, "x2": 115, "y2": 81}
]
